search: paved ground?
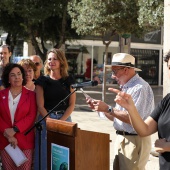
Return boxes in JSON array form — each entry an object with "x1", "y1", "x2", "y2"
[{"x1": 71, "y1": 85, "x2": 162, "y2": 170}]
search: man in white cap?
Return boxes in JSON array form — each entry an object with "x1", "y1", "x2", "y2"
[{"x1": 87, "y1": 53, "x2": 154, "y2": 170}]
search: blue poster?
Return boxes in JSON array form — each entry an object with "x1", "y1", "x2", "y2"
[{"x1": 51, "y1": 143, "x2": 69, "y2": 170}]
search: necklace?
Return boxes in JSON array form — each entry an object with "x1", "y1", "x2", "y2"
[{"x1": 10, "y1": 90, "x2": 22, "y2": 97}]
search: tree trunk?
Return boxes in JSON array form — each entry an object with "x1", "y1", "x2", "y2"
[
  {"x1": 119, "y1": 36, "x2": 131, "y2": 53},
  {"x1": 102, "y1": 30, "x2": 116, "y2": 102},
  {"x1": 102, "y1": 44, "x2": 109, "y2": 102},
  {"x1": 30, "y1": 29, "x2": 46, "y2": 62}
]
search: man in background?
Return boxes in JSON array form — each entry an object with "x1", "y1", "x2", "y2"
[
  {"x1": 30, "y1": 55, "x2": 43, "y2": 80},
  {"x1": 0, "y1": 44, "x2": 12, "y2": 169},
  {"x1": 0, "y1": 44, "x2": 12, "y2": 90}
]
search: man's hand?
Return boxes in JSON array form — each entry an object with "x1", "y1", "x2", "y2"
[
  {"x1": 86, "y1": 97, "x2": 96, "y2": 110},
  {"x1": 86, "y1": 97, "x2": 108, "y2": 112}
]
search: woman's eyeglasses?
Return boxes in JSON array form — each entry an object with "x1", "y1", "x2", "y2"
[{"x1": 34, "y1": 62, "x2": 40, "y2": 66}]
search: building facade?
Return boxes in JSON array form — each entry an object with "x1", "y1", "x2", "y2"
[{"x1": 66, "y1": 29, "x2": 163, "y2": 85}]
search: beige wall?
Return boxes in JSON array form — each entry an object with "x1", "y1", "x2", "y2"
[{"x1": 97, "y1": 46, "x2": 118, "y2": 64}]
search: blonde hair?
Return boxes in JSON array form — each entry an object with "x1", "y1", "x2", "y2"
[
  {"x1": 44, "y1": 48, "x2": 68, "y2": 78},
  {"x1": 18, "y1": 59, "x2": 37, "y2": 73}
]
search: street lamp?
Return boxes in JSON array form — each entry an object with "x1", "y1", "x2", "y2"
[
  {"x1": 1, "y1": 33, "x2": 8, "y2": 45},
  {"x1": 121, "y1": 33, "x2": 131, "y2": 45}
]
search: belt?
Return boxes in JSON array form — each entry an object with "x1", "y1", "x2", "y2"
[
  {"x1": 116, "y1": 130, "x2": 137, "y2": 136},
  {"x1": 49, "y1": 110, "x2": 65, "y2": 115}
]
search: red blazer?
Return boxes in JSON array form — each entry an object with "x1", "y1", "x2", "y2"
[{"x1": 0, "y1": 87, "x2": 37, "y2": 150}]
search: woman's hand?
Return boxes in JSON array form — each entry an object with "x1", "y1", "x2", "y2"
[
  {"x1": 8, "y1": 136, "x2": 18, "y2": 149},
  {"x1": 154, "y1": 138, "x2": 170, "y2": 153},
  {"x1": 4, "y1": 128, "x2": 16, "y2": 138}
]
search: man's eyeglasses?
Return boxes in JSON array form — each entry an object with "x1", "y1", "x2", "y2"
[
  {"x1": 34, "y1": 62, "x2": 41, "y2": 66},
  {"x1": 112, "y1": 67, "x2": 125, "y2": 75}
]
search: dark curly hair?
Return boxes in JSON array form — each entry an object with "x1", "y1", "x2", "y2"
[
  {"x1": 164, "y1": 51, "x2": 170, "y2": 65},
  {"x1": 2, "y1": 63, "x2": 26, "y2": 88}
]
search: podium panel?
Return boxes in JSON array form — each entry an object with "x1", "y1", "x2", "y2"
[{"x1": 47, "y1": 118, "x2": 110, "y2": 170}]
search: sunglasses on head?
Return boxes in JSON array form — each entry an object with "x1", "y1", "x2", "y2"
[{"x1": 34, "y1": 62, "x2": 40, "y2": 66}]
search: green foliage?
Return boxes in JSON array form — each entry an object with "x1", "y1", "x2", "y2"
[
  {"x1": 0, "y1": 0, "x2": 63, "y2": 24},
  {"x1": 0, "y1": 0, "x2": 163, "y2": 60},
  {"x1": 138, "y1": 0, "x2": 163, "y2": 30},
  {"x1": 0, "y1": 0, "x2": 79, "y2": 59},
  {"x1": 68, "y1": 0, "x2": 163, "y2": 37},
  {"x1": 68, "y1": 0, "x2": 145, "y2": 37}
]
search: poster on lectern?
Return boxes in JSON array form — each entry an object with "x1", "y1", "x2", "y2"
[{"x1": 51, "y1": 143, "x2": 69, "y2": 170}]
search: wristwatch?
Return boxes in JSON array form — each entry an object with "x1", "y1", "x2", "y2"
[
  {"x1": 107, "y1": 105, "x2": 113, "y2": 114},
  {"x1": 13, "y1": 126, "x2": 19, "y2": 133}
]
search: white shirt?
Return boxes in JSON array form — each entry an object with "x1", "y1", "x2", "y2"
[{"x1": 8, "y1": 91, "x2": 21, "y2": 125}]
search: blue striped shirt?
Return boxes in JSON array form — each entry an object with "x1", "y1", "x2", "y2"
[{"x1": 113, "y1": 74, "x2": 155, "y2": 133}]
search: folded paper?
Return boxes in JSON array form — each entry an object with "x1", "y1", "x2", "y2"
[{"x1": 5, "y1": 144, "x2": 28, "y2": 167}]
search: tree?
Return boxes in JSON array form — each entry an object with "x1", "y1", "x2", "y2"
[
  {"x1": 68, "y1": 0, "x2": 149, "y2": 101},
  {"x1": 138, "y1": 0, "x2": 163, "y2": 29},
  {"x1": 0, "y1": 0, "x2": 79, "y2": 61}
]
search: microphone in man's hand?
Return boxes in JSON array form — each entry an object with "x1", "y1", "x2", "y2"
[{"x1": 71, "y1": 81, "x2": 98, "y2": 89}]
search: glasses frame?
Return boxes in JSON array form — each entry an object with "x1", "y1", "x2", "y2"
[{"x1": 112, "y1": 67, "x2": 125, "y2": 75}]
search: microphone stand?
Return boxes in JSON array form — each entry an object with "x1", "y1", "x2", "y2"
[{"x1": 25, "y1": 88, "x2": 77, "y2": 170}]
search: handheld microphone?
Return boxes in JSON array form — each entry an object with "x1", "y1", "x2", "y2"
[{"x1": 71, "y1": 80, "x2": 98, "y2": 89}]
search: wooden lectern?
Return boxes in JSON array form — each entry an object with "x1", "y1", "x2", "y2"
[{"x1": 46, "y1": 118, "x2": 110, "y2": 170}]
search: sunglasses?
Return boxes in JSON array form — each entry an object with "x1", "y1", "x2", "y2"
[{"x1": 34, "y1": 62, "x2": 41, "y2": 66}]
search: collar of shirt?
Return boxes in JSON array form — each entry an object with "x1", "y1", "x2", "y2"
[{"x1": 120, "y1": 74, "x2": 139, "y2": 91}]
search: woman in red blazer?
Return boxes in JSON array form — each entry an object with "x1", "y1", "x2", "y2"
[{"x1": 0, "y1": 63, "x2": 37, "y2": 170}]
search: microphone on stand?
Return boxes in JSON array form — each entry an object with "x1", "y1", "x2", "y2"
[{"x1": 71, "y1": 80, "x2": 98, "y2": 89}]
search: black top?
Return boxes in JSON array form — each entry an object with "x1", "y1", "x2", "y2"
[
  {"x1": 35, "y1": 75, "x2": 75, "y2": 111},
  {"x1": 151, "y1": 93, "x2": 170, "y2": 169}
]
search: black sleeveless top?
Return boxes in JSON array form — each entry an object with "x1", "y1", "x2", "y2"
[{"x1": 35, "y1": 75, "x2": 75, "y2": 111}]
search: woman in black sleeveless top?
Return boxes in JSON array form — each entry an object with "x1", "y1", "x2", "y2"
[{"x1": 34, "y1": 48, "x2": 76, "y2": 170}]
